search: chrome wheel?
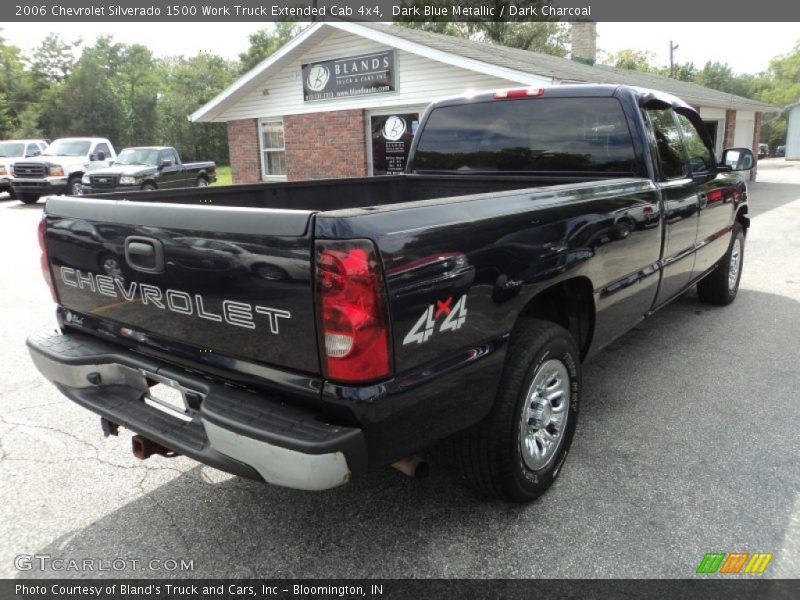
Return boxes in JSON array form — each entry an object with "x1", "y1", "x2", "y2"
[
  {"x1": 68, "y1": 179, "x2": 82, "y2": 196},
  {"x1": 196, "y1": 178, "x2": 209, "y2": 187},
  {"x1": 728, "y1": 237, "x2": 742, "y2": 292},
  {"x1": 519, "y1": 359, "x2": 570, "y2": 471}
]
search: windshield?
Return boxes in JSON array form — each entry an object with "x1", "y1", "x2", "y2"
[
  {"x1": 413, "y1": 97, "x2": 636, "y2": 174},
  {"x1": 115, "y1": 148, "x2": 159, "y2": 166},
  {"x1": 44, "y1": 140, "x2": 92, "y2": 157},
  {"x1": 0, "y1": 143, "x2": 25, "y2": 158}
]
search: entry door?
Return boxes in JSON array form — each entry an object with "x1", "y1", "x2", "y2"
[
  {"x1": 158, "y1": 149, "x2": 183, "y2": 188},
  {"x1": 370, "y1": 113, "x2": 419, "y2": 175},
  {"x1": 646, "y1": 108, "x2": 701, "y2": 306},
  {"x1": 676, "y1": 111, "x2": 739, "y2": 276}
]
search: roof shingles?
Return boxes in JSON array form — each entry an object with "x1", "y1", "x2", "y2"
[{"x1": 361, "y1": 23, "x2": 777, "y2": 113}]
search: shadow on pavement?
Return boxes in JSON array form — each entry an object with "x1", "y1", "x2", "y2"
[{"x1": 17, "y1": 288, "x2": 800, "y2": 579}]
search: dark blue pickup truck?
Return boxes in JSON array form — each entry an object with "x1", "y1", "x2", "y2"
[
  {"x1": 28, "y1": 85, "x2": 754, "y2": 502},
  {"x1": 81, "y1": 146, "x2": 216, "y2": 194}
]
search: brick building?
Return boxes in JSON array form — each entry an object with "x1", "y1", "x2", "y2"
[{"x1": 191, "y1": 22, "x2": 778, "y2": 183}]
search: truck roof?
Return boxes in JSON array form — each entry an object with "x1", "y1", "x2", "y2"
[
  {"x1": 51, "y1": 137, "x2": 112, "y2": 142},
  {"x1": 0, "y1": 138, "x2": 48, "y2": 144},
  {"x1": 119, "y1": 146, "x2": 174, "y2": 151},
  {"x1": 431, "y1": 84, "x2": 693, "y2": 113}
]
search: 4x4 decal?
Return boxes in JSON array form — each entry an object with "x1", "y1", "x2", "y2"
[{"x1": 402, "y1": 294, "x2": 468, "y2": 345}]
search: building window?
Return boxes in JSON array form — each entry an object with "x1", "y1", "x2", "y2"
[{"x1": 259, "y1": 119, "x2": 286, "y2": 179}]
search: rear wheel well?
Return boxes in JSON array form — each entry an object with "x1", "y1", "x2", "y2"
[{"x1": 515, "y1": 278, "x2": 595, "y2": 360}]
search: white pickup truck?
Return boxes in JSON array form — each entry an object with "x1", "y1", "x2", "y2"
[
  {"x1": 10, "y1": 137, "x2": 115, "y2": 204},
  {"x1": 0, "y1": 139, "x2": 49, "y2": 199}
]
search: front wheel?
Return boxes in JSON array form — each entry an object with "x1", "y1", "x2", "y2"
[
  {"x1": 456, "y1": 319, "x2": 581, "y2": 502},
  {"x1": 195, "y1": 176, "x2": 209, "y2": 187},
  {"x1": 66, "y1": 177, "x2": 82, "y2": 196},
  {"x1": 697, "y1": 222, "x2": 745, "y2": 306}
]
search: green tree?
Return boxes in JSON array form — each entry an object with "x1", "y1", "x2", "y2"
[
  {"x1": 238, "y1": 23, "x2": 302, "y2": 73},
  {"x1": 0, "y1": 33, "x2": 33, "y2": 137},
  {"x1": 755, "y1": 41, "x2": 800, "y2": 147},
  {"x1": 693, "y1": 61, "x2": 753, "y2": 97},
  {"x1": 116, "y1": 44, "x2": 160, "y2": 146},
  {"x1": 28, "y1": 33, "x2": 79, "y2": 90},
  {"x1": 158, "y1": 53, "x2": 237, "y2": 164},
  {"x1": 602, "y1": 48, "x2": 657, "y2": 72},
  {"x1": 37, "y1": 37, "x2": 125, "y2": 142}
]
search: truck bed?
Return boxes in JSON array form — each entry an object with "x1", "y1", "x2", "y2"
[{"x1": 81, "y1": 173, "x2": 612, "y2": 212}]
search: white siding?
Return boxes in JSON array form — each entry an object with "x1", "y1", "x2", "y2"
[
  {"x1": 733, "y1": 110, "x2": 755, "y2": 149},
  {"x1": 787, "y1": 105, "x2": 800, "y2": 160},
  {"x1": 699, "y1": 107, "x2": 726, "y2": 120},
  {"x1": 215, "y1": 30, "x2": 535, "y2": 121}
]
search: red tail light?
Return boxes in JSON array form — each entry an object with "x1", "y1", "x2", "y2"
[
  {"x1": 315, "y1": 239, "x2": 391, "y2": 383},
  {"x1": 38, "y1": 216, "x2": 58, "y2": 302}
]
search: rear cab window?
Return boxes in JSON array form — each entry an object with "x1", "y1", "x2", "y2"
[{"x1": 411, "y1": 97, "x2": 638, "y2": 175}]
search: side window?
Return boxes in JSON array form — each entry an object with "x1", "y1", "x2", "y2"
[
  {"x1": 259, "y1": 119, "x2": 286, "y2": 178},
  {"x1": 159, "y1": 150, "x2": 170, "y2": 164},
  {"x1": 94, "y1": 143, "x2": 111, "y2": 158},
  {"x1": 676, "y1": 113, "x2": 714, "y2": 173},
  {"x1": 26, "y1": 143, "x2": 40, "y2": 157},
  {"x1": 647, "y1": 109, "x2": 686, "y2": 180},
  {"x1": 169, "y1": 149, "x2": 180, "y2": 164}
]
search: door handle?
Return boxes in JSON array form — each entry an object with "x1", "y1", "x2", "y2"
[{"x1": 125, "y1": 236, "x2": 165, "y2": 273}]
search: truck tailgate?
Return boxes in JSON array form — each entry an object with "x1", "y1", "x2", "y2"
[{"x1": 43, "y1": 197, "x2": 320, "y2": 374}]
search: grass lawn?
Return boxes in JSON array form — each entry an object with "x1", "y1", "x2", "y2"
[{"x1": 211, "y1": 165, "x2": 232, "y2": 186}]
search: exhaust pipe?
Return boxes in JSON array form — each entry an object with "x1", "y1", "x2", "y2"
[
  {"x1": 131, "y1": 435, "x2": 177, "y2": 459},
  {"x1": 392, "y1": 456, "x2": 430, "y2": 479}
]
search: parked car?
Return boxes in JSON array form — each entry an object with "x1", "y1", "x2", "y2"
[
  {"x1": 10, "y1": 137, "x2": 115, "y2": 204},
  {"x1": 0, "y1": 139, "x2": 49, "y2": 198},
  {"x1": 775, "y1": 145, "x2": 786, "y2": 157},
  {"x1": 758, "y1": 143, "x2": 769, "y2": 159},
  {"x1": 29, "y1": 85, "x2": 754, "y2": 502},
  {"x1": 81, "y1": 146, "x2": 216, "y2": 194}
]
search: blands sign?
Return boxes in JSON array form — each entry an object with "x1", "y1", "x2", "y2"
[{"x1": 302, "y1": 50, "x2": 396, "y2": 102}]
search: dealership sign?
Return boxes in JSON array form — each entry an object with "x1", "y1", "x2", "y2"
[{"x1": 302, "y1": 50, "x2": 396, "y2": 102}]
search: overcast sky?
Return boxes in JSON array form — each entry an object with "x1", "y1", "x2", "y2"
[{"x1": 2, "y1": 22, "x2": 798, "y2": 75}]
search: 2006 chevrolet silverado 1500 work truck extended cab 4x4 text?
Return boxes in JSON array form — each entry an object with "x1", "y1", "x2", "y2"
[{"x1": 28, "y1": 85, "x2": 755, "y2": 502}]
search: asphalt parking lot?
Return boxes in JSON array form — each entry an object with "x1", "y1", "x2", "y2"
[{"x1": 1, "y1": 160, "x2": 799, "y2": 579}]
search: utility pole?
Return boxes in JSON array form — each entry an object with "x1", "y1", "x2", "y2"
[{"x1": 669, "y1": 41, "x2": 680, "y2": 78}]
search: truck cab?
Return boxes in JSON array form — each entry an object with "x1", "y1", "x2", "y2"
[{"x1": 10, "y1": 137, "x2": 115, "y2": 204}]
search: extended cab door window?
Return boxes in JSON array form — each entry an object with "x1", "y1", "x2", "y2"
[
  {"x1": 646, "y1": 108, "x2": 687, "y2": 180},
  {"x1": 675, "y1": 113, "x2": 714, "y2": 174}
]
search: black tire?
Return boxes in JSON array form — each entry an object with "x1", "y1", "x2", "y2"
[
  {"x1": 456, "y1": 319, "x2": 581, "y2": 502},
  {"x1": 141, "y1": 183, "x2": 156, "y2": 191},
  {"x1": 195, "y1": 176, "x2": 209, "y2": 187},
  {"x1": 19, "y1": 193, "x2": 39, "y2": 205},
  {"x1": 697, "y1": 222, "x2": 745, "y2": 306},
  {"x1": 6, "y1": 187, "x2": 16, "y2": 200},
  {"x1": 66, "y1": 177, "x2": 82, "y2": 196}
]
